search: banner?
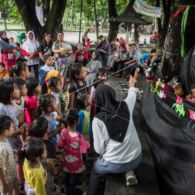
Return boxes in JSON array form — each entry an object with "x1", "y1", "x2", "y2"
[
  {"x1": 142, "y1": 84, "x2": 195, "y2": 195},
  {"x1": 133, "y1": 0, "x2": 162, "y2": 18}
]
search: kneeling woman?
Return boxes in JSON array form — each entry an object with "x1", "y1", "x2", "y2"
[{"x1": 87, "y1": 69, "x2": 142, "y2": 195}]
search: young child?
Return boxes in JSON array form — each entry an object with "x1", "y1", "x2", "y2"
[
  {"x1": 25, "y1": 77, "x2": 42, "y2": 127},
  {"x1": 0, "y1": 115, "x2": 18, "y2": 195},
  {"x1": 19, "y1": 137, "x2": 47, "y2": 195},
  {"x1": 48, "y1": 76, "x2": 63, "y2": 111},
  {"x1": 69, "y1": 63, "x2": 88, "y2": 108},
  {"x1": 0, "y1": 62, "x2": 9, "y2": 80},
  {"x1": 76, "y1": 94, "x2": 90, "y2": 140},
  {"x1": 39, "y1": 94, "x2": 61, "y2": 145},
  {"x1": 0, "y1": 79, "x2": 22, "y2": 149},
  {"x1": 14, "y1": 78, "x2": 28, "y2": 126},
  {"x1": 29, "y1": 117, "x2": 57, "y2": 195},
  {"x1": 13, "y1": 61, "x2": 30, "y2": 81},
  {"x1": 39, "y1": 56, "x2": 54, "y2": 85},
  {"x1": 57, "y1": 108, "x2": 90, "y2": 195}
]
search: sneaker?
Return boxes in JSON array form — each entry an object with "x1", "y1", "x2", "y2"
[{"x1": 126, "y1": 171, "x2": 138, "y2": 186}]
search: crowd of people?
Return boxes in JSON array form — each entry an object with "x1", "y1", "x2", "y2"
[{"x1": 0, "y1": 29, "x2": 165, "y2": 195}]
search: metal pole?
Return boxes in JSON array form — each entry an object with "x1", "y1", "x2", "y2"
[{"x1": 78, "y1": 0, "x2": 83, "y2": 42}]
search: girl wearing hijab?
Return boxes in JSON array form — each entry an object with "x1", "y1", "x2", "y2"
[
  {"x1": 21, "y1": 31, "x2": 40, "y2": 78},
  {"x1": 87, "y1": 68, "x2": 142, "y2": 195}
]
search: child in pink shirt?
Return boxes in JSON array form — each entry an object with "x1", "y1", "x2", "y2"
[
  {"x1": 57, "y1": 108, "x2": 90, "y2": 195},
  {"x1": 25, "y1": 77, "x2": 41, "y2": 127}
]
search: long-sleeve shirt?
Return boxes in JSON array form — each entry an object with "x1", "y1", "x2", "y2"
[{"x1": 92, "y1": 87, "x2": 142, "y2": 163}]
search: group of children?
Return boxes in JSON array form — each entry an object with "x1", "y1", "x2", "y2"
[
  {"x1": 0, "y1": 31, "x2": 168, "y2": 195},
  {"x1": 0, "y1": 47, "x2": 110, "y2": 195}
]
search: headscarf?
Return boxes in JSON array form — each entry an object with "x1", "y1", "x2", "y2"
[
  {"x1": 95, "y1": 83, "x2": 130, "y2": 142},
  {"x1": 119, "y1": 37, "x2": 129, "y2": 51},
  {"x1": 22, "y1": 31, "x2": 39, "y2": 53}
]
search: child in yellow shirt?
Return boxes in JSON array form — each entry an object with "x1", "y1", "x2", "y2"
[
  {"x1": 0, "y1": 62, "x2": 9, "y2": 80},
  {"x1": 19, "y1": 137, "x2": 47, "y2": 195}
]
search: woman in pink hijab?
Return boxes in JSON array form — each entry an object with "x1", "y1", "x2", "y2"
[{"x1": 119, "y1": 37, "x2": 129, "y2": 51}]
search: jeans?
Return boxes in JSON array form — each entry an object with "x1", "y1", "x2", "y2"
[
  {"x1": 64, "y1": 172, "x2": 76, "y2": 195},
  {"x1": 87, "y1": 153, "x2": 142, "y2": 195}
]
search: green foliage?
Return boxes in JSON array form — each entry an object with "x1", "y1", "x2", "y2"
[{"x1": 0, "y1": 0, "x2": 22, "y2": 22}]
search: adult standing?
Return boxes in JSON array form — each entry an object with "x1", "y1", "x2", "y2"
[
  {"x1": 39, "y1": 33, "x2": 53, "y2": 65},
  {"x1": 96, "y1": 35, "x2": 111, "y2": 67},
  {"x1": 52, "y1": 32, "x2": 72, "y2": 79},
  {"x1": 87, "y1": 69, "x2": 142, "y2": 195},
  {"x1": 0, "y1": 31, "x2": 16, "y2": 71},
  {"x1": 21, "y1": 31, "x2": 40, "y2": 78}
]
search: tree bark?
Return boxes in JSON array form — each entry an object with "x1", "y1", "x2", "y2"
[
  {"x1": 14, "y1": 0, "x2": 67, "y2": 41},
  {"x1": 94, "y1": 0, "x2": 99, "y2": 42},
  {"x1": 134, "y1": 24, "x2": 139, "y2": 43},
  {"x1": 107, "y1": 0, "x2": 119, "y2": 42},
  {"x1": 158, "y1": 0, "x2": 173, "y2": 47},
  {"x1": 161, "y1": 15, "x2": 182, "y2": 78}
]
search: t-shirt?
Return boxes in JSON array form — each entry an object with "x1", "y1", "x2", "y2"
[
  {"x1": 0, "y1": 102, "x2": 19, "y2": 126},
  {"x1": 44, "y1": 113, "x2": 58, "y2": 145},
  {"x1": 69, "y1": 81, "x2": 88, "y2": 106},
  {"x1": 24, "y1": 96, "x2": 38, "y2": 127},
  {"x1": 39, "y1": 44, "x2": 53, "y2": 58},
  {"x1": 23, "y1": 159, "x2": 46, "y2": 195},
  {"x1": 39, "y1": 64, "x2": 54, "y2": 85},
  {"x1": 0, "y1": 139, "x2": 16, "y2": 184}
]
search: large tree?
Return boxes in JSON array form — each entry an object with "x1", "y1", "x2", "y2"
[
  {"x1": 107, "y1": 0, "x2": 120, "y2": 42},
  {"x1": 14, "y1": 0, "x2": 67, "y2": 41}
]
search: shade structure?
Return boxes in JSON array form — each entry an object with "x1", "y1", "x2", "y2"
[{"x1": 110, "y1": 3, "x2": 151, "y2": 25}]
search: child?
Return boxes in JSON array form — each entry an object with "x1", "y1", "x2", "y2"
[
  {"x1": 57, "y1": 108, "x2": 90, "y2": 195},
  {"x1": 86, "y1": 51, "x2": 102, "y2": 87},
  {"x1": 48, "y1": 76, "x2": 63, "y2": 111},
  {"x1": 19, "y1": 137, "x2": 47, "y2": 195},
  {"x1": 39, "y1": 94, "x2": 61, "y2": 145},
  {"x1": 0, "y1": 115, "x2": 19, "y2": 195},
  {"x1": 14, "y1": 78, "x2": 28, "y2": 125},
  {"x1": 0, "y1": 62, "x2": 9, "y2": 80},
  {"x1": 13, "y1": 62, "x2": 30, "y2": 80},
  {"x1": 38, "y1": 56, "x2": 54, "y2": 85},
  {"x1": 0, "y1": 79, "x2": 22, "y2": 149},
  {"x1": 69, "y1": 63, "x2": 88, "y2": 108},
  {"x1": 25, "y1": 77, "x2": 42, "y2": 127},
  {"x1": 76, "y1": 94, "x2": 90, "y2": 140},
  {"x1": 29, "y1": 117, "x2": 57, "y2": 195}
]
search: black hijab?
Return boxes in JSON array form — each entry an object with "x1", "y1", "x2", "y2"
[{"x1": 95, "y1": 83, "x2": 130, "y2": 142}]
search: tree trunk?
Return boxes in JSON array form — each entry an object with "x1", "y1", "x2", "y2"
[
  {"x1": 158, "y1": 0, "x2": 173, "y2": 47},
  {"x1": 161, "y1": 6, "x2": 195, "y2": 79},
  {"x1": 161, "y1": 15, "x2": 182, "y2": 79},
  {"x1": 14, "y1": 0, "x2": 67, "y2": 41},
  {"x1": 94, "y1": 0, "x2": 99, "y2": 42},
  {"x1": 134, "y1": 24, "x2": 139, "y2": 43},
  {"x1": 107, "y1": 0, "x2": 119, "y2": 42}
]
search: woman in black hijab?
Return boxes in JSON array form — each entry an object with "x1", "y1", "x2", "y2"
[{"x1": 87, "y1": 69, "x2": 142, "y2": 195}]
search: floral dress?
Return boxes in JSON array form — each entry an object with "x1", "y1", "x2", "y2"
[{"x1": 57, "y1": 128, "x2": 90, "y2": 173}]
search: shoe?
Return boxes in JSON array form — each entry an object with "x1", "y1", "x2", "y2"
[{"x1": 126, "y1": 171, "x2": 138, "y2": 186}]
